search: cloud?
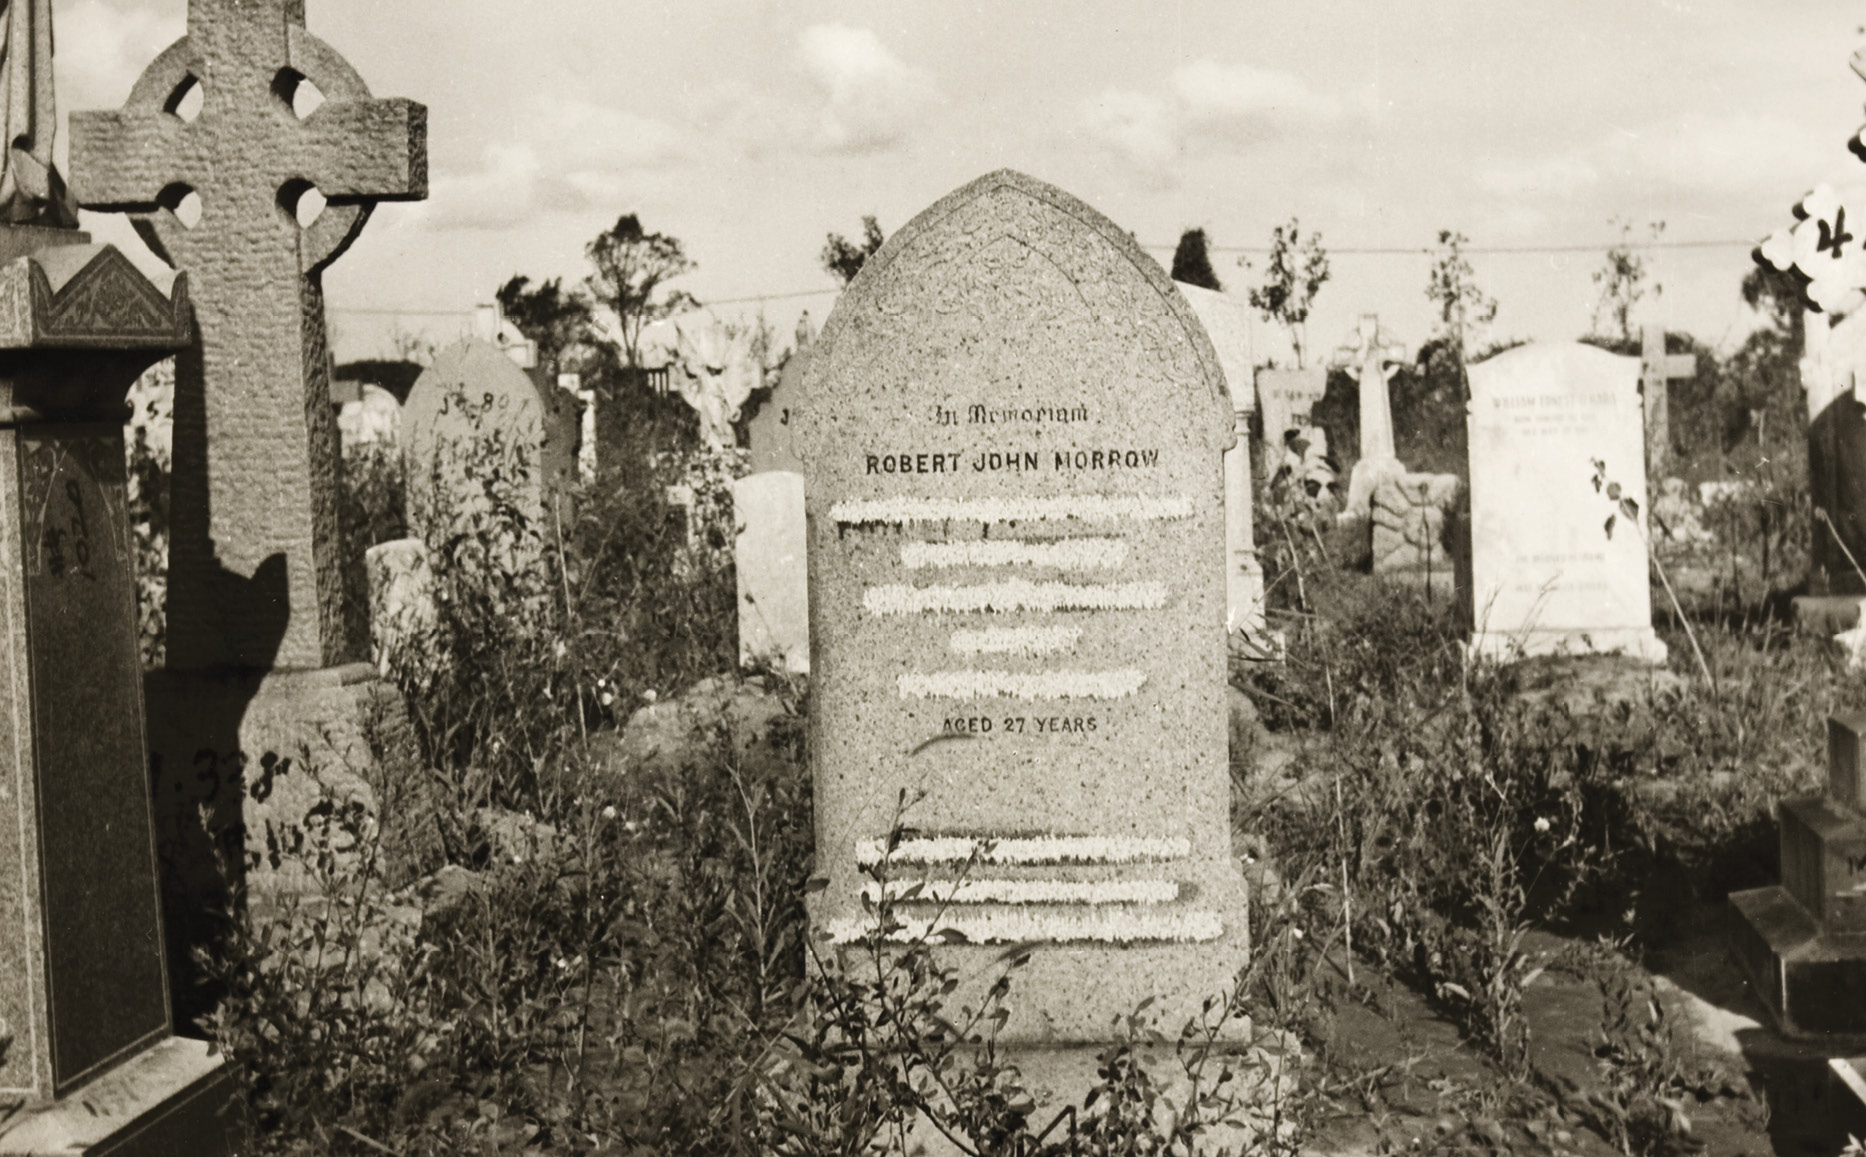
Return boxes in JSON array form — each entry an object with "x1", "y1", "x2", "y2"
[
  {"x1": 1081, "y1": 59, "x2": 1352, "y2": 175},
  {"x1": 420, "y1": 98, "x2": 686, "y2": 231},
  {"x1": 55, "y1": 1, "x2": 183, "y2": 108},
  {"x1": 795, "y1": 24, "x2": 937, "y2": 154},
  {"x1": 1478, "y1": 154, "x2": 1600, "y2": 198}
]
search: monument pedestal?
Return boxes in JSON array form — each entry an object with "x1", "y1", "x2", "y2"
[
  {"x1": 1731, "y1": 712, "x2": 1866, "y2": 1040},
  {"x1": 143, "y1": 661, "x2": 422, "y2": 1029},
  {"x1": 0, "y1": 1038, "x2": 241, "y2": 1156}
]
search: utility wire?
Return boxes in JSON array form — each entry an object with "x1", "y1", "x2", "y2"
[{"x1": 327, "y1": 237, "x2": 1760, "y2": 317}]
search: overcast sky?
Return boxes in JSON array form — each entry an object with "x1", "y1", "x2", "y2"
[{"x1": 49, "y1": 0, "x2": 1866, "y2": 365}]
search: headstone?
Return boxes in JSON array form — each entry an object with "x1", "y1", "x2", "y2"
[
  {"x1": 1329, "y1": 315, "x2": 1409, "y2": 518},
  {"x1": 747, "y1": 349, "x2": 807, "y2": 474},
  {"x1": 1465, "y1": 342, "x2": 1666, "y2": 663},
  {"x1": 1371, "y1": 473, "x2": 1462, "y2": 596},
  {"x1": 365, "y1": 537, "x2": 436, "y2": 678},
  {"x1": 1793, "y1": 307, "x2": 1866, "y2": 632},
  {"x1": 1732, "y1": 712, "x2": 1866, "y2": 1037},
  {"x1": 798, "y1": 170, "x2": 1249, "y2": 1052},
  {"x1": 472, "y1": 299, "x2": 537, "y2": 368},
  {"x1": 68, "y1": 0, "x2": 427, "y2": 1027},
  {"x1": 0, "y1": 226, "x2": 239, "y2": 1150},
  {"x1": 732, "y1": 472, "x2": 809, "y2": 674},
  {"x1": 1254, "y1": 366, "x2": 1328, "y2": 454},
  {"x1": 1640, "y1": 325, "x2": 1695, "y2": 478},
  {"x1": 1176, "y1": 283, "x2": 1266, "y2": 640},
  {"x1": 560, "y1": 371, "x2": 596, "y2": 482},
  {"x1": 336, "y1": 382, "x2": 401, "y2": 450},
  {"x1": 403, "y1": 338, "x2": 575, "y2": 545}
]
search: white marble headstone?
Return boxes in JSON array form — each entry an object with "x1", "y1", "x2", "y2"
[
  {"x1": 732, "y1": 471, "x2": 809, "y2": 674},
  {"x1": 1466, "y1": 342, "x2": 1665, "y2": 663}
]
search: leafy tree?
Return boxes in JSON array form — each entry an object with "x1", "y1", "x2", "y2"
[
  {"x1": 1170, "y1": 227, "x2": 1223, "y2": 290},
  {"x1": 821, "y1": 215, "x2": 885, "y2": 287},
  {"x1": 585, "y1": 214, "x2": 699, "y2": 369},
  {"x1": 1590, "y1": 218, "x2": 1664, "y2": 345},
  {"x1": 1424, "y1": 229, "x2": 1497, "y2": 397},
  {"x1": 1247, "y1": 218, "x2": 1331, "y2": 366},
  {"x1": 496, "y1": 275, "x2": 602, "y2": 376}
]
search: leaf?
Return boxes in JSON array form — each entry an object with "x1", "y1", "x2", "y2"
[
  {"x1": 1604, "y1": 515, "x2": 1616, "y2": 540},
  {"x1": 1607, "y1": 481, "x2": 1622, "y2": 501}
]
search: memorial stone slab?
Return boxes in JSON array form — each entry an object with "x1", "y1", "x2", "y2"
[
  {"x1": 798, "y1": 170, "x2": 1249, "y2": 1045},
  {"x1": 404, "y1": 337, "x2": 572, "y2": 545},
  {"x1": 0, "y1": 231, "x2": 240, "y2": 1150},
  {"x1": 1640, "y1": 325, "x2": 1695, "y2": 478},
  {"x1": 1330, "y1": 315, "x2": 1409, "y2": 518},
  {"x1": 1255, "y1": 366, "x2": 1327, "y2": 455},
  {"x1": 732, "y1": 472, "x2": 809, "y2": 674},
  {"x1": 747, "y1": 348, "x2": 807, "y2": 475},
  {"x1": 1177, "y1": 283, "x2": 1265, "y2": 638},
  {"x1": 1465, "y1": 342, "x2": 1665, "y2": 663}
]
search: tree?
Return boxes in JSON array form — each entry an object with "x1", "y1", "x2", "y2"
[
  {"x1": 496, "y1": 275, "x2": 602, "y2": 376},
  {"x1": 1590, "y1": 218, "x2": 1664, "y2": 345},
  {"x1": 822, "y1": 216, "x2": 885, "y2": 287},
  {"x1": 1170, "y1": 228, "x2": 1222, "y2": 291},
  {"x1": 1424, "y1": 230, "x2": 1497, "y2": 397},
  {"x1": 1246, "y1": 218, "x2": 1330, "y2": 366},
  {"x1": 585, "y1": 214, "x2": 699, "y2": 370}
]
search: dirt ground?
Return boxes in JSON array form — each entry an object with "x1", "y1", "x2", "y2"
[{"x1": 1302, "y1": 898, "x2": 1861, "y2": 1157}]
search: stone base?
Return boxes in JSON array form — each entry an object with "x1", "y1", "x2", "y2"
[
  {"x1": 0, "y1": 1037, "x2": 244, "y2": 1155},
  {"x1": 1466, "y1": 626, "x2": 1669, "y2": 666},
  {"x1": 1375, "y1": 566, "x2": 1460, "y2": 599},
  {"x1": 1729, "y1": 885, "x2": 1866, "y2": 1041},
  {"x1": 1796, "y1": 594, "x2": 1866, "y2": 637},
  {"x1": 143, "y1": 662, "x2": 424, "y2": 1034}
]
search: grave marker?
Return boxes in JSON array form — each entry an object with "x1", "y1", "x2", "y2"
[
  {"x1": 1640, "y1": 325, "x2": 1695, "y2": 478},
  {"x1": 798, "y1": 170, "x2": 1249, "y2": 1045},
  {"x1": 747, "y1": 349, "x2": 807, "y2": 475},
  {"x1": 1176, "y1": 282, "x2": 1265, "y2": 639},
  {"x1": 1330, "y1": 315, "x2": 1408, "y2": 517},
  {"x1": 1254, "y1": 366, "x2": 1327, "y2": 456},
  {"x1": 68, "y1": 0, "x2": 427, "y2": 1027},
  {"x1": 1465, "y1": 342, "x2": 1666, "y2": 662},
  {"x1": 732, "y1": 472, "x2": 809, "y2": 674}
]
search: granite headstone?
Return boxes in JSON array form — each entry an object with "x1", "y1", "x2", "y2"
[{"x1": 797, "y1": 169, "x2": 1249, "y2": 1046}]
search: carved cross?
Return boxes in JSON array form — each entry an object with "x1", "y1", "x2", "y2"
[
  {"x1": 1640, "y1": 325, "x2": 1695, "y2": 477},
  {"x1": 1329, "y1": 314, "x2": 1408, "y2": 462},
  {"x1": 68, "y1": 0, "x2": 426, "y2": 671}
]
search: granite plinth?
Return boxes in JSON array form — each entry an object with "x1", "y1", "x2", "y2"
[
  {"x1": 0, "y1": 1037, "x2": 243, "y2": 1156},
  {"x1": 1729, "y1": 885, "x2": 1866, "y2": 1040},
  {"x1": 1779, "y1": 795, "x2": 1866, "y2": 933}
]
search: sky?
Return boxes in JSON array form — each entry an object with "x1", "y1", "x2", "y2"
[{"x1": 45, "y1": 0, "x2": 1866, "y2": 367}]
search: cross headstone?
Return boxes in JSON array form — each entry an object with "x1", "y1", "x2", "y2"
[
  {"x1": 1330, "y1": 314, "x2": 1408, "y2": 517},
  {"x1": 1640, "y1": 325, "x2": 1695, "y2": 478},
  {"x1": 798, "y1": 170, "x2": 1249, "y2": 1056},
  {"x1": 69, "y1": 0, "x2": 427, "y2": 672},
  {"x1": 67, "y1": 0, "x2": 427, "y2": 1029},
  {"x1": 1465, "y1": 341, "x2": 1666, "y2": 663},
  {"x1": 1732, "y1": 711, "x2": 1866, "y2": 1037}
]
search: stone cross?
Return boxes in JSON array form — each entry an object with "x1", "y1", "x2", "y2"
[
  {"x1": 0, "y1": 0, "x2": 73, "y2": 227},
  {"x1": 1640, "y1": 325, "x2": 1695, "y2": 478},
  {"x1": 68, "y1": 0, "x2": 427, "y2": 672},
  {"x1": 1330, "y1": 313, "x2": 1407, "y2": 463}
]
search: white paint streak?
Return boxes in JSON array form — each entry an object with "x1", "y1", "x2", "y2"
[
  {"x1": 900, "y1": 667, "x2": 1147, "y2": 700},
  {"x1": 864, "y1": 878, "x2": 1180, "y2": 905},
  {"x1": 900, "y1": 537, "x2": 1130, "y2": 570},
  {"x1": 864, "y1": 577, "x2": 1167, "y2": 615},
  {"x1": 856, "y1": 835, "x2": 1191, "y2": 866},
  {"x1": 826, "y1": 907, "x2": 1224, "y2": 944},
  {"x1": 831, "y1": 494, "x2": 1194, "y2": 524}
]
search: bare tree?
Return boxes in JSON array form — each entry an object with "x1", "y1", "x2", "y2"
[{"x1": 585, "y1": 213, "x2": 700, "y2": 369}]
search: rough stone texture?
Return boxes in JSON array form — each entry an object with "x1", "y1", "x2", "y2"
[
  {"x1": 403, "y1": 338, "x2": 572, "y2": 547},
  {"x1": 364, "y1": 536, "x2": 434, "y2": 677},
  {"x1": 732, "y1": 471, "x2": 809, "y2": 673},
  {"x1": 796, "y1": 170, "x2": 1249, "y2": 1044},
  {"x1": 602, "y1": 674, "x2": 792, "y2": 778},
  {"x1": 69, "y1": 0, "x2": 427, "y2": 671},
  {"x1": 1371, "y1": 472, "x2": 1462, "y2": 592},
  {"x1": 1465, "y1": 342, "x2": 1666, "y2": 664}
]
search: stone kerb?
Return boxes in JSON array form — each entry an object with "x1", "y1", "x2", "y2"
[{"x1": 797, "y1": 169, "x2": 1248, "y2": 1046}]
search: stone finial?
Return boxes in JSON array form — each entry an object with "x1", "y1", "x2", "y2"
[{"x1": 0, "y1": 0, "x2": 75, "y2": 228}]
